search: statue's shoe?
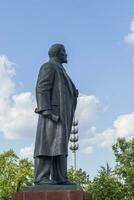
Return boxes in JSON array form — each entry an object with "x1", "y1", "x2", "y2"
[{"x1": 35, "y1": 179, "x2": 56, "y2": 185}]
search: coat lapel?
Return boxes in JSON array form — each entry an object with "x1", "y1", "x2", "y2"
[
  {"x1": 50, "y1": 60, "x2": 74, "y2": 96},
  {"x1": 60, "y1": 66, "x2": 74, "y2": 96}
]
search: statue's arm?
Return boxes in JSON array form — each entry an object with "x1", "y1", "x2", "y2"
[{"x1": 35, "y1": 64, "x2": 55, "y2": 114}]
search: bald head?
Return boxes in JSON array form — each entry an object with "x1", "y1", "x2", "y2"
[{"x1": 48, "y1": 43, "x2": 67, "y2": 63}]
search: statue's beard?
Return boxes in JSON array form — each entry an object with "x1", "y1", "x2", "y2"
[
  {"x1": 63, "y1": 59, "x2": 68, "y2": 63},
  {"x1": 52, "y1": 56, "x2": 68, "y2": 64},
  {"x1": 61, "y1": 56, "x2": 68, "y2": 63}
]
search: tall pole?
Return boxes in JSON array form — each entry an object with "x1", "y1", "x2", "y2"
[
  {"x1": 70, "y1": 118, "x2": 79, "y2": 173},
  {"x1": 72, "y1": 151, "x2": 76, "y2": 172}
]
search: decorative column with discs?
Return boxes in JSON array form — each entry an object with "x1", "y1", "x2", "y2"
[{"x1": 69, "y1": 119, "x2": 79, "y2": 173}]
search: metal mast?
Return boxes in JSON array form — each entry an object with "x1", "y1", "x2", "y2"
[{"x1": 69, "y1": 118, "x2": 79, "y2": 172}]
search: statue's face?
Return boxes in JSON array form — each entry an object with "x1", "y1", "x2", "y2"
[{"x1": 58, "y1": 47, "x2": 68, "y2": 63}]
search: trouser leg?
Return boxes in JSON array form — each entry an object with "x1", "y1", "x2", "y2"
[
  {"x1": 34, "y1": 156, "x2": 52, "y2": 184},
  {"x1": 51, "y1": 155, "x2": 68, "y2": 183}
]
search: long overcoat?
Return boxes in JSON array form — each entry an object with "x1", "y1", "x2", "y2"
[{"x1": 34, "y1": 60, "x2": 78, "y2": 157}]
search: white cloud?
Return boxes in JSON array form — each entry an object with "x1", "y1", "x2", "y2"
[
  {"x1": 76, "y1": 94, "x2": 100, "y2": 139},
  {"x1": 124, "y1": 18, "x2": 134, "y2": 44},
  {"x1": 82, "y1": 146, "x2": 93, "y2": 154},
  {"x1": 0, "y1": 55, "x2": 16, "y2": 98},
  {"x1": 75, "y1": 94, "x2": 134, "y2": 155},
  {"x1": 2, "y1": 92, "x2": 37, "y2": 139},
  {"x1": 20, "y1": 144, "x2": 34, "y2": 158},
  {"x1": 75, "y1": 94, "x2": 100, "y2": 154},
  {"x1": 84, "y1": 113, "x2": 134, "y2": 151},
  {"x1": 0, "y1": 55, "x2": 37, "y2": 139},
  {"x1": 114, "y1": 113, "x2": 134, "y2": 138}
]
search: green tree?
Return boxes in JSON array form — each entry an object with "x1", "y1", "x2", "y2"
[
  {"x1": 0, "y1": 149, "x2": 34, "y2": 200},
  {"x1": 86, "y1": 163, "x2": 123, "y2": 200},
  {"x1": 112, "y1": 138, "x2": 134, "y2": 199},
  {"x1": 98, "y1": 162, "x2": 113, "y2": 176},
  {"x1": 68, "y1": 167, "x2": 90, "y2": 188}
]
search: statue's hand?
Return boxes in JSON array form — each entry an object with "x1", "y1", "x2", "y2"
[
  {"x1": 42, "y1": 110, "x2": 59, "y2": 123},
  {"x1": 42, "y1": 110, "x2": 52, "y2": 118},
  {"x1": 75, "y1": 89, "x2": 79, "y2": 97}
]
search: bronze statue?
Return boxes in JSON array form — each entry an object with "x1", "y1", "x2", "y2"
[{"x1": 34, "y1": 44, "x2": 78, "y2": 185}]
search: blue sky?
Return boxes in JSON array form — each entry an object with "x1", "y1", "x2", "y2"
[{"x1": 0, "y1": 0, "x2": 134, "y2": 178}]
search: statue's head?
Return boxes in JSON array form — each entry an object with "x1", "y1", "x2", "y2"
[{"x1": 48, "y1": 43, "x2": 67, "y2": 63}]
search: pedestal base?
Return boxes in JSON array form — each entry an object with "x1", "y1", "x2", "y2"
[
  {"x1": 13, "y1": 190, "x2": 83, "y2": 200},
  {"x1": 24, "y1": 184, "x2": 82, "y2": 192}
]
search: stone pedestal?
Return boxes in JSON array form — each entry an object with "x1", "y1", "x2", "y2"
[
  {"x1": 13, "y1": 184, "x2": 83, "y2": 200},
  {"x1": 13, "y1": 190, "x2": 83, "y2": 200}
]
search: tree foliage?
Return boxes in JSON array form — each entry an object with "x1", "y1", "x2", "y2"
[
  {"x1": 68, "y1": 167, "x2": 90, "y2": 188},
  {"x1": 0, "y1": 138, "x2": 134, "y2": 200},
  {"x1": 86, "y1": 163, "x2": 123, "y2": 200},
  {"x1": 0, "y1": 149, "x2": 34, "y2": 200},
  {"x1": 86, "y1": 138, "x2": 134, "y2": 200},
  {"x1": 112, "y1": 138, "x2": 134, "y2": 199}
]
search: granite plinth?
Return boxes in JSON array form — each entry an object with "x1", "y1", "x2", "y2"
[
  {"x1": 24, "y1": 184, "x2": 82, "y2": 192},
  {"x1": 13, "y1": 190, "x2": 83, "y2": 200}
]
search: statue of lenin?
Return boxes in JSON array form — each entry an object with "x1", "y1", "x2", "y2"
[{"x1": 34, "y1": 44, "x2": 78, "y2": 185}]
